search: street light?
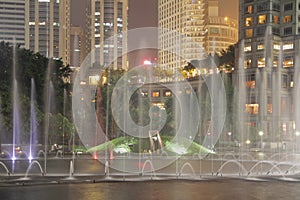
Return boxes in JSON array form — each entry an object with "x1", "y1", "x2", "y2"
[
  {"x1": 258, "y1": 131, "x2": 264, "y2": 150},
  {"x1": 295, "y1": 131, "x2": 300, "y2": 152},
  {"x1": 228, "y1": 131, "x2": 232, "y2": 151}
]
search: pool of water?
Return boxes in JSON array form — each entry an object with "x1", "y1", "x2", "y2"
[{"x1": 1, "y1": 179, "x2": 300, "y2": 200}]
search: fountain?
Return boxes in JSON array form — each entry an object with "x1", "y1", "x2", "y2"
[{"x1": 1, "y1": 27, "x2": 300, "y2": 187}]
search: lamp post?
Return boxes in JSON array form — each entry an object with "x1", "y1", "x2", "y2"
[
  {"x1": 228, "y1": 131, "x2": 232, "y2": 151},
  {"x1": 258, "y1": 131, "x2": 264, "y2": 150},
  {"x1": 295, "y1": 131, "x2": 300, "y2": 153}
]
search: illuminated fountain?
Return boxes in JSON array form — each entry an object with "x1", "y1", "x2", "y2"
[{"x1": 1, "y1": 27, "x2": 300, "y2": 184}]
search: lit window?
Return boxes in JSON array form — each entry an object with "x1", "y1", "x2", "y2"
[
  {"x1": 245, "y1": 29, "x2": 253, "y2": 38},
  {"x1": 245, "y1": 74, "x2": 255, "y2": 88},
  {"x1": 283, "y1": 56, "x2": 294, "y2": 68},
  {"x1": 273, "y1": 57, "x2": 278, "y2": 67},
  {"x1": 283, "y1": 43, "x2": 294, "y2": 50},
  {"x1": 257, "y1": 44, "x2": 264, "y2": 50},
  {"x1": 245, "y1": 104, "x2": 259, "y2": 114},
  {"x1": 246, "y1": 5, "x2": 253, "y2": 14},
  {"x1": 89, "y1": 75, "x2": 100, "y2": 85},
  {"x1": 257, "y1": 57, "x2": 265, "y2": 68},
  {"x1": 244, "y1": 58, "x2": 252, "y2": 69},
  {"x1": 267, "y1": 97, "x2": 272, "y2": 114},
  {"x1": 284, "y1": 15, "x2": 292, "y2": 23},
  {"x1": 291, "y1": 75, "x2": 294, "y2": 88},
  {"x1": 273, "y1": 15, "x2": 279, "y2": 24},
  {"x1": 152, "y1": 91, "x2": 160, "y2": 97},
  {"x1": 245, "y1": 17, "x2": 252, "y2": 26},
  {"x1": 164, "y1": 90, "x2": 172, "y2": 97},
  {"x1": 244, "y1": 45, "x2": 251, "y2": 52},
  {"x1": 273, "y1": 44, "x2": 280, "y2": 50},
  {"x1": 258, "y1": 15, "x2": 266, "y2": 24}
]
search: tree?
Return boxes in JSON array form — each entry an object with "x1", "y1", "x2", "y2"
[
  {"x1": 0, "y1": 41, "x2": 73, "y2": 145},
  {"x1": 219, "y1": 45, "x2": 235, "y2": 72}
]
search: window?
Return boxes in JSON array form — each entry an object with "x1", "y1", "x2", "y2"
[
  {"x1": 273, "y1": 3, "x2": 280, "y2": 11},
  {"x1": 245, "y1": 104, "x2": 259, "y2": 114},
  {"x1": 257, "y1": 2, "x2": 268, "y2": 12},
  {"x1": 245, "y1": 29, "x2": 253, "y2": 38},
  {"x1": 267, "y1": 96, "x2": 272, "y2": 114},
  {"x1": 284, "y1": 15, "x2": 292, "y2": 23},
  {"x1": 284, "y1": 27, "x2": 293, "y2": 35},
  {"x1": 256, "y1": 27, "x2": 266, "y2": 36},
  {"x1": 88, "y1": 75, "x2": 100, "y2": 85},
  {"x1": 257, "y1": 44, "x2": 264, "y2": 50},
  {"x1": 258, "y1": 15, "x2": 266, "y2": 24},
  {"x1": 152, "y1": 91, "x2": 160, "y2": 97},
  {"x1": 244, "y1": 44, "x2": 251, "y2": 52},
  {"x1": 245, "y1": 74, "x2": 255, "y2": 88},
  {"x1": 281, "y1": 97, "x2": 288, "y2": 114},
  {"x1": 245, "y1": 17, "x2": 252, "y2": 26},
  {"x1": 290, "y1": 74, "x2": 294, "y2": 88},
  {"x1": 272, "y1": 27, "x2": 280, "y2": 35},
  {"x1": 244, "y1": 58, "x2": 252, "y2": 69},
  {"x1": 284, "y1": 3, "x2": 293, "y2": 11},
  {"x1": 273, "y1": 56, "x2": 278, "y2": 67},
  {"x1": 257, "y1": 57, "x2": 265, "y2": 68},
  {"x1": 245, "y1": 5, "x2": 253, "y2": 14},
  {"x1": 273, "y1": 43, "x2": 280, "y2": 50},
  {"x1": 283, "y1": 56, "x2": 294, "y2": 68},
  {"x1": 282, "y1": 74, "x2": 288, "y2": 88},
  {"x1": 273, "y1": 15, "x2": 279, "y2": 24},
  {"x1": 164, "y1": 90, "x2": 172, "y2": 97},
  {"x1": 283, "y1": 43, "x2": 294, "y2": 50}
]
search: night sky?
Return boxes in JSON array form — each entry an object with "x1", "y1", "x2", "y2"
[
  {"x1": 71, "y1": 0, "x2": 238, "y2": 27},
  {"x1": 70, "y1": 0, "x2": 239, "y2": 66}
]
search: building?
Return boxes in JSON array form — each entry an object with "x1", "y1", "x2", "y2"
[
  {"x1": 0, "y1": 0, "x2": 27, "y2": 47},
  {"x1": 26, "y1": 0, "x2": 70, "y2": 65},
  {"x1": 70, "y1": 26, "x2": 85, "y2": 69},
  {"x1": 205, "y1": 0, "x2": 238, "y2": 54},
  {"x1": 158, "y1": 0, "x2": 206, "y2": 78},
  {"x1": 87, "y1": 0, "x2": 128, "y2": 70},
  {"x1": 234, "y1": 0, "x2": 300, "y2": 146}
]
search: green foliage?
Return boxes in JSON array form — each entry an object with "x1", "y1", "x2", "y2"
[{"x1": 0, "y1": 41, "x2": 73, "y2": 144}]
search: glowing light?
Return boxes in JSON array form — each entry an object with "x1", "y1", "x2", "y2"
[{"x1": 143, "y1": 60, "x2": 152, "y2": 65}]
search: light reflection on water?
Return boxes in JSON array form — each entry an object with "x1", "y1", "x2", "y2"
[{"x1": 0, "y1": 180, "x2": 300, "y2": 200}]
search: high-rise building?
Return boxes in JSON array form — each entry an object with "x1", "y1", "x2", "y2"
[
  {"x1": 70, "y1": 26, "x2": 85, "y2": 69},
  {"x1": 235, "y1": 0, "x2": 300, "y2": 143},
  {"x1": 26, "y1": 0, "x2": 70, "y2": 64},
  {"x1": 158, "y1": 0, "x2": 206, "y2": 77},
  {"x1": 0, "y1": 0, "x2": 27, "y2": 47},
  {"x1": 205, "y1": 0, "x2": 238, "y2": 54},
  {"x1": 87, "y1": 0, "x2": 128, "y2": 70}
]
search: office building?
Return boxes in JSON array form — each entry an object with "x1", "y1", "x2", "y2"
[
  {"x1": 234, "y1": 0, "x2": 300, "y2": 144},
  {"x1": 26, "y1": 0, "x2": 70, "y2": 64},
  {"x1": 158, "y1": 0, "x2": 206, "y2": 78},
  {"x1": 205, "y1": 0, "x2": 238, "y2": 54},
  {"x1": 87, "y1": 0, "x2": 128, "y2": 70},
  {"x1": 0, "y1": 0, "x2": 26, "y2": 47}
]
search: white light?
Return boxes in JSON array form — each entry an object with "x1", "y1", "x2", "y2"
[
  {"x1": 258, "y1": 131, "x2": 264, "y2": 136},
  {"x1": 143, "y1": 60, "x2": 152, "y2": 65}
]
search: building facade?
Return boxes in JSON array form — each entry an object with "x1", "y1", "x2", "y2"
[
  {"x1": 70, "y1": 26, "x2": 85, "y2": 69},
  {"x1": 234, "y1": 0, "x2": 300, "y2": 145},
  {"x1": 158, "y1": 0, "x2": 206, "y2": 78},
  {"x1": 205, "y1": 0, "x2": 238, "y2": 54},
  {"x1": 0, "y1": 0, "x2": 27, "y2": 47},
  {"x1": 87, "y1": 0, "x2": 128, "y2": 70},
  {"x1": 26, "y1": 0, "x2": 70, "y2": 64}
]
